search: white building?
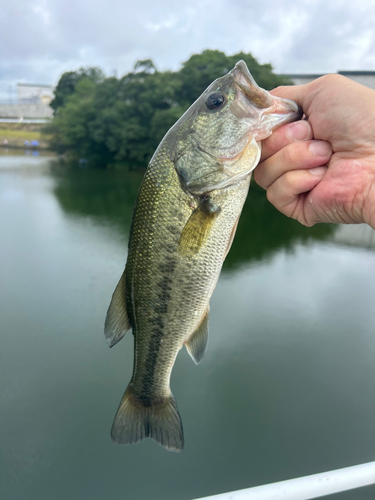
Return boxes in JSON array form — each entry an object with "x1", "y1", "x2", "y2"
[
  {"x1": 17, "y1": 83, "x2": 55, "y2": 104},
  {"x1": 284, "y1": 71, "x2": 375, "y2": 90}
]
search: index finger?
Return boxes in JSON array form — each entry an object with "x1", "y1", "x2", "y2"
[{"x1": 260, "y1": 119, "x2": 313, "y2": 162}]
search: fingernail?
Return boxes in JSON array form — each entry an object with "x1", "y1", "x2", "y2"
[
  {"x1": 309, "y1": 141, "x2": 332, "y2": 157},
  {"x1": 287, "y1": 121, "x2": 311, "y2": 141},
  {"x1": 309, "y1": 166, "x2": 327, "y2": 176}
]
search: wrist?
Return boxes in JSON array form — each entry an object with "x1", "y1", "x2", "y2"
[{"x1": 361, "y1": 156, "x2": 375, "y2": 230}]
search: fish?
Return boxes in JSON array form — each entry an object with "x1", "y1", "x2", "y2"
[{"x1": 105, "y1": 61, "x2": 302, "y2": 452}]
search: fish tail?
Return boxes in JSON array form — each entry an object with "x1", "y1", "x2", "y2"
[{"x1": 111, "y1": 385, "x2": 184, "y2": 452}]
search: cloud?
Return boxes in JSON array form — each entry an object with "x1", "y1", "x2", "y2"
[
  {"x1": 282, "y1": 0, "x2": 375, "y2": 73},
  {"x1": 1, "y1": 0, "x2": 374, "y2": 96}
]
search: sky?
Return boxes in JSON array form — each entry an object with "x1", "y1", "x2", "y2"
[{"x1": 1, "y1": 0, "x2": 375, "y2": 98}]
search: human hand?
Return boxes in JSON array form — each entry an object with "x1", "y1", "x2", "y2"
[{"x1": 254, "y1": 75, "x2": 375, "y2": 229}]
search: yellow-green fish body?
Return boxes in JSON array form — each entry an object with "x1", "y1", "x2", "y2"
[{"x1": 105, "y1": 61, "x2": 301, "y2": 451}]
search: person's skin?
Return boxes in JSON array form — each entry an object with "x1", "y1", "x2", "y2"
[{"x1": 255, "y1": 75, "x2": 375, "y2": 230}]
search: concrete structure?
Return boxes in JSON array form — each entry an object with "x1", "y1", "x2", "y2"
[
  {"x1": 284, "y1": 71, "x2": 375, "y2": 90},
  {"x1": 0, "y1": 83, "x2": 54, "y2": 121},
  {"x1": 331, "y1": 224, "x2": 375, "y2": 249},
  {"x1": 283, "y1": 73, "x2": 325, "y2": 86},
  {"x1": 0, "y1": 103, "x2": 53, "y2": 120},
  {"x1": 17, "y1": 83, "x2": 55, "y2": 104},
  {"x1": 338, "y1": 71, "x2": 375, "y2": 89}
]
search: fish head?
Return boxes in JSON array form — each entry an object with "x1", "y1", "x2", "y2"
[{"x1": 173, "y1": 60, "x2": 302, "y2": 196}]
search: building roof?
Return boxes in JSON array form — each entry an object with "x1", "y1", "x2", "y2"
[
  {"x1": 283, "y1": 71, "x2": 375, "y2": 78},
  {"x1": 17, "y1": 83, "x2": 54, "y2": 88},
  {"x1": 282, "y1": 74, "x2": 325, "y2": 78},
  {"x1": 338, "y1": 70, "x2": 375, "y2": 76}
]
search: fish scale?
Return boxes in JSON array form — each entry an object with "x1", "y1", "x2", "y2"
[{"x1": 104, "y1": 61, "x2": 302, "y2": 451}]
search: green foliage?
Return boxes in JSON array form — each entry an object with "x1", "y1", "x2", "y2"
[
  {"x1": 49, "y1": 50, "x2": 292, "y2": 169},
  {"x1": 50, "y1": 67, "x2": 105, "y2": 113},
  {"x1": 179, "y1": 49, "x2": 291, "y2": 103}
]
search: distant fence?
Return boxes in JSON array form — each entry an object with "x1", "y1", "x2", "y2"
[
  {"x1": 0, "y1": 118, "x2": 50, "y2": 124},
  {"x1": 0, "y1": 98, "x2": 47, "y2": 105}
]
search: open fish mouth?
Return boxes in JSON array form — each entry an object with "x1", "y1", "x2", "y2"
[
  {"x1": 232, "y1": 61, "x2": 274, "y2": 109},
  {"x1": 198, "y1": 62, "x2": 302, "y2": 163},
  {"x1": 231, "y1": 60, "x2": 303, "y2": 137}
]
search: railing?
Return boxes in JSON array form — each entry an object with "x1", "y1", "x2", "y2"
[
  {"x1": 193, "y1": 461, "x2": 375, "y2": 500},
  {"x1": 0, "y1": 118, "x2": 51, "y2": 123},
  {"x1": 0, "y1": 98, "x2": 49, "y2": 105}
]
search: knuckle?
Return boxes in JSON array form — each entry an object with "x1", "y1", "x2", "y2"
[
  {"x1": 280, "y1": 144, "x2": 299, "y2": 166},
  {"x1": 316, "y1": 73, "x2": 346, "y2": 87},
  {"x1": 266, "y1": 186, "x2": 275, "y2": 205},
  {"x1": 283, "y1": 170, "x2": 298, "y2": 190},
  {"x1": 271, "y1": 85, "x2": 286, "y2": 93},
  {"x1": 253, "y1": 167, "x2": 260, "y2": 184},
  {"x1": 253, "y1": 165, "x2": 266, "y2": 189},
  {"x1": 304, "y1": 220, "x2": 316, "y2": 227}
]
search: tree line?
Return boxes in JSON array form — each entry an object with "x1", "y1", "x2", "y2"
[{"x1": 47, "y1": 50, "x2": 292, "y2": 169}]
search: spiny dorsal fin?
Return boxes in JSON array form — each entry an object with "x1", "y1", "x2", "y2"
[
  {"x1": 105, "y1": 271, "x2": 131, "y2": 347},
  {"x1": 185, "y1": 307, "x2": 209, "y2": 364},
  {"x1": 178, "y1": 198, "x2": 220, "y2": 257}
]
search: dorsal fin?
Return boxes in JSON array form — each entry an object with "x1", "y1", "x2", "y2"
[
  {"x1": 105, "y1": 271, "x2": 131, "y2": 347},
  {"x1": 185, "y1": 307, "x2": 209, "y2": 364}
]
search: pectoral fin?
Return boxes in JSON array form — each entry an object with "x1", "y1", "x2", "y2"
[
  {"x1": 178, "y1": 198, "x2": 220, "y2": 257},
  {"x1": 105, "y1": 271, "x2": 131, "y2": 347},
  {"x1": 185, "y1": 308, "x2": 209, "y2": 364}
]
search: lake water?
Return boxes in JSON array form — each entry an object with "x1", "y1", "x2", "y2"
[{"x1": 1, "y1": 153, "x2": 375, "y2": 500}]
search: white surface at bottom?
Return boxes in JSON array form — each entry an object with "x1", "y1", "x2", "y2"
[{"x1": 193, "y1": 461, "x2": 375, "y2": 500}]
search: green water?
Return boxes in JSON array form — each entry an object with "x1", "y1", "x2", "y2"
[{"x1": 1, "y1": 154, "x2": 375, "y2": 500}]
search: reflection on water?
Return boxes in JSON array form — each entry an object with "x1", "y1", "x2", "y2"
[
  {"x1": 1, "y1": 155, "x2": 375, "y2": 500},
  {"x1": 52, "y1": 166, "x2": 142, "y2": 236},
  {"x1": 51, "y1": 165, "x2": 337, "y2": 270}
]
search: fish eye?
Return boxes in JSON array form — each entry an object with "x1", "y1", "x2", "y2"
[{"x1": 205, "y1": 92, "x2": 226, "y2": 111}]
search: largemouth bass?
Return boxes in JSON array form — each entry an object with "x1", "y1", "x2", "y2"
[{"x1": 105, "y1": 61, "x2": 301, "y2": 452}]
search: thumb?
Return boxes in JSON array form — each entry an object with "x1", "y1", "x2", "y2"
[{"x1": 270, "y1": 84, "x2": 312, "y2": 114}]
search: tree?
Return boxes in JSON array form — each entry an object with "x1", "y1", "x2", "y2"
[
  {"x1": 49, "y1": 50, "x2": 293, "y2": 168},
  {"x1": 134, "y1": 59, "x2": 157, "y2": 74},
  {"x1": 179, "y1": 49, "x2": 292, "y2": 102},
  {"x1": 50, "y1": 67, "x2": 105, "y2": 113}
]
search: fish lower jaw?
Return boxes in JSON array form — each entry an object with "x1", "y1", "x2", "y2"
[
  {"x1": 188, "y1": 169, "x2": 252, "y2": 195},
  {"x1": 203, "y1": 131, "x2": 256, "y2": 163},
  {"x1": 188, "y1": 138, "x2": 260, "y2": 195}
]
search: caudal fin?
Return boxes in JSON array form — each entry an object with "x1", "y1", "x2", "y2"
[{"x1": 111, "y1": 386, "x2": 184, "y2": 452}]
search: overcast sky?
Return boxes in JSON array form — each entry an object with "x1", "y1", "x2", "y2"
[{"x1": 1, "y1": 0, "x2": 375, "y2": 97}]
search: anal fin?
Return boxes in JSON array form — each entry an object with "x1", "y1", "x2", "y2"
[
  {"x1": 185, "y1": 307, "x2": 209, "y2": 364},
  {"x1": 105, "y1": 271, "x2": 131, "y2": 347}
]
